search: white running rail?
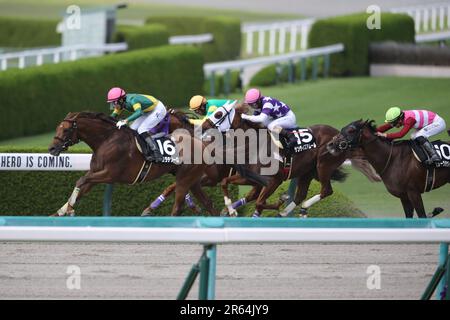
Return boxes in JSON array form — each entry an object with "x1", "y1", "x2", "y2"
[
  {"x1": 169, "y1": 33, "x2": 213, "y2": 45},
  {"x1": 0, "y1": 42, "x2": 128, "y2": 71},
  {"x1": 390, "y1": 2, "x2": 450, "y2": 33}
]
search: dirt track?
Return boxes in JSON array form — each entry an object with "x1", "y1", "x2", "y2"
[{"x1": 0, "y1": 242, "x2": 440, "y2": 300}]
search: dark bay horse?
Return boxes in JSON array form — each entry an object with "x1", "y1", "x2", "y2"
[
  {"x1": 48, "y1": 112, "x2": 217, "y2": 216},
  {"x1": 328, "y1": 119, "x2": 450, "y2": 218}
]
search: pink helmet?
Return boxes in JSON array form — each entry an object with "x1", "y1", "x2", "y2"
[
  {"x1": 245, "y1": 88, "x2": 261, "y2": 104},
  {"x1": 107, "y1": 87, "x2": 126, "y2": 103}
]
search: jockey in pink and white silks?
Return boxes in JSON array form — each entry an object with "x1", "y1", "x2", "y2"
[
  {"x1": 241, "y1": 88, "x2": 297, "y2": 148},
  {"x1": 376, "y1": 107, "x2": 447, "y2": 164}
]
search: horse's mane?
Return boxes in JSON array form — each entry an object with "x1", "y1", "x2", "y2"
[
  {"x1": 168, "y1": 108, "x2": 195, "y2": 131},
  {"x1": 65, "y1": 112, "x2": 118, "y2": 126},
  {"x1": 361, "y1": 119, "x2": 409, "y2": 146}
]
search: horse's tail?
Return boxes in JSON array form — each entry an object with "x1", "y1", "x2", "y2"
[
  {"x1": 232, "y1": 164, "x2": 270, "y2": 187},
  {"x1": 331, "y1": 167, "x2": 348, "y2": 182},
  {"x1": 350, "y1": 158, "x2": 382, "y2": 182}
]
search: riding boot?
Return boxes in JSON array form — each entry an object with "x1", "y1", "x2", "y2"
[
  {"x1": 140, "y1": 132, "x2": 164, "y2": 162},
  {"x1": 416, "y1": 136, "x2": 441, "y2": 164},
  {"x1": 279, "y1": 129, "x2": 295, "y2": 149}
]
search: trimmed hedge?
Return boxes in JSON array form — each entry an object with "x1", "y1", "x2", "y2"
[
  {"x1": 309, "y1": 12, "x2": 415, "y2": 76},
  {"x1": 249, "y1": 59, "x2": 324, "y2": 87},
  {"x1": 203, "y1": 70, "x2": 242, "y2": 96},
  {"x1": 146, "y1": 16, "x2": 241, "y2": 62},
  {"x1": 370, "y1": 41, "x2": 450, "y2": 66},
  {"x1": 0, "y1": 45, "x2": 204, "y2": 141},
  {"x1": 239, "y1": 180, "x2": 365, "y2": 218},
  {"x1": 0, "y1": 148, "x2": 238, "y2": 216},
  {"x1": 0, "y1": 17, "x2": 60, "y2": 48},
  {"x1": 114, "y1": 24, "x2": 170, "y2": 50}
]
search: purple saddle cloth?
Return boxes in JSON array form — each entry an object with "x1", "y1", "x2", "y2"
[{"x1": 149, "y1": 113, "x2": 170, "y2": 135}]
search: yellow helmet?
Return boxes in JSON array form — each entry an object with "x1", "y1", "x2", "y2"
[{"x1": 189, "y1": 95, "x2": 206, "y2": 110}]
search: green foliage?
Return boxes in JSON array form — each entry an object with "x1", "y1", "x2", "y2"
[
  {"x1": 146, "y1": 16, "x2": 241, "y2": 62},
  {"x1": 239, "y1": 180, "x2": 365, "y2": 218},
  {"x1": 0, "y1": 16, "x2": 60, "y2": 48},
  {"x1": 114, "y1": 24, "x2": 169, "y2": 50},
  {"x1": 248, "y1": 59, "x2": 324, "y2": 87},
  {"x1": 0, "y1": 45, "x2": 204, "y2": 140},
  {"x1": 308, "y1": 12, "x2": 415, "y2": 76},
  {"x1": 203, "y1": 70, "x2": 242, "y2": 96},
  {"x1": 0, "y1": 148, "x2": 238, "y2": 216}
]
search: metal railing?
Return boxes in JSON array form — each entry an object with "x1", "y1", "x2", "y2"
[
  {"x1": 415, "y1": 30, "x2": 450, "y2": 43},
  {"x1": 0, "y1": 42, "x2": 128, "y2": 71},
  {"x1": 203, "y1": 43, "x2": 344, "y2": 96},
  {"x1": 0, "y1": 217, "x2": 448, "y2": 300},
  {"x1": 391, "y1": 2, "x2": 450, "y2": 33}
]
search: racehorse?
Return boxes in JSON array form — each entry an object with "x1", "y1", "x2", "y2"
[
  {"x1": 48, "y1": 112, "x2": 218, "y2": 216},
  {"x1": 215, "y1": 104, "x2": 381, "y2": 217},
  {"x1": 327, "y1": 119, "x2": 450, "y2": 218},
  {"x1": 141, "y1": 107, "x2": 271, "y2": 216}
]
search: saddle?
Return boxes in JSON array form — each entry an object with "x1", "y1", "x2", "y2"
[
  {"x1": 410, "y1": 140, "x2": 450, "y2": 168},
  {"x1": 276, "y1": 127, "x2": 317, "y2": 154}
]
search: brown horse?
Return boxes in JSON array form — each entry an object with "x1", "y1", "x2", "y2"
[
  {"x1": 161, "y1": 104, "x2": 379, "y2": 217},
  {"x1": 327, "y1": 119, "x2": 450, "y2": 218},
  {"x1": 48, "y1": 112, "x2": 218, "y2": 216},
  {"x1": 218, "y1": 104, "x2": 380, "y2": 217},
  {"x1": 141, "y1": 107, "x2": 270, "y2": 216}
]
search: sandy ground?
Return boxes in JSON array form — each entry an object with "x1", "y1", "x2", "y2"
[
  {"x1": 143, "y1": 0, "x2": 425, "y2": 17},
  {"x1": 0, "y1": 242, "x2": 441, "y2": 300}
]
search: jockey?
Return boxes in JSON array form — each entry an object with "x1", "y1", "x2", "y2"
[
  {"x1": 376, "y1": 107, "x2": 446, "y2": 164},
  {"x1": 240, "y1": 88, "x2": 297, "y2": 148},
  {"x1": 188, "y1": 95, "x2": 233, "y2": 125},
  {"x1": 107, "y1": 87, "x2": 165, "y2": 162}
]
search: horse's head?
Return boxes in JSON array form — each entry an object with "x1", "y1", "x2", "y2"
[
  {"x1": 202, "y1": 100, "x2": 238, "y2": 132},
  {"x1": 48, "y1": 113, "x2": 80, "y2": 156},
  {"x1": 327, "y1": 119, "x2": 377, "y2": 155}
]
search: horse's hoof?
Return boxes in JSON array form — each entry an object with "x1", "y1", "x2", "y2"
[
  {"x1": 279, "y1": 193, "x2": 290, "y2": 203},
  {"x1": 429, "y1": 207, "x2": 444, "y2": 218},
  {"x1": 220, "y1": 208, "x2": 229, "y2": 217},
  {"x1": 299, "y1": 208, "x2": 308, "y2": 218},
  {"x1": 141, "y1": 207, "x2": 154, "y2": 217}
]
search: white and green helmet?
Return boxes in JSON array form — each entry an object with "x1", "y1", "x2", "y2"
[{"x1": 385, "y1": 107, "x2": 402, "y2": 123}]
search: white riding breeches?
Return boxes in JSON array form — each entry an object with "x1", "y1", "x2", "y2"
[
  {"x1": 267, "y1": 110, "x2": 297, "y2": 131},
  {"x1": 411, "y1": 115, "x2": 446, "y2": 139},
  {"x1": 130, "y1": 101, "x2": 167, "y2": 134}
]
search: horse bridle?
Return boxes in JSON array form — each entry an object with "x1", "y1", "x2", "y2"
[{"x1": 53, "y1": 120, "x2": 79, "y2": 150}]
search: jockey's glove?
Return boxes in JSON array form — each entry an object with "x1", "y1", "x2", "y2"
[{"x1": 116, "y1": 120, "x2": 128, "y2": 129}]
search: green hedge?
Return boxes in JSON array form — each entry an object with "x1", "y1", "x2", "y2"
[
  {"x1": 146, "y1": 16, "x2": 241, "y2": 62},
  {"x1": 0, "y1": 148, "x2": 238, "y2": 216},
  {"x1": 249, "y1": 59, "x2": 324, "y2": 87},
  {"x1": 239, "y1": 180, "x2": 365, "y2": 218},
  {"x1": 0, "y1": 45, "x2": 204, "y2": 141},
  {"x1": 309, "y1": 12, "x2": 415, "y2": 76},
  {"x1": 0, "y1": 17, "x2": 60, "y2": 48},
  {"x1": 114, "y1": 24, "x2": 169, "y2": 50},
  {"x1": 203, "y1": 70, "x2": 242, "y2": 96}
]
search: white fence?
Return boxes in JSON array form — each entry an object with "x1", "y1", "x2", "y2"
[
  {"x1": 391, "y1": 2, "x2": 450, "y2": 33},
  {"x1": 203, "y1": 43, "x2": 344, "y2": 96},
  {"x1": 0, "y1": 42, "x2": 128, "y2": 71},
  {"x1": 242, "y1": 19, "x2": 316, "y2": 56},
  {"x1": 169, "y1": 33, "x2": 213, "y2": 45}
]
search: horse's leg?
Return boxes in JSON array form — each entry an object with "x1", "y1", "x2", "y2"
[
  {"x1": 56, "y1": 169, "x2": 109, "y2": 216},
  {"x1": 300, "y1": 166, "x2": 334, "y2": 217},
  {"x1": 400, "y1": 195, "x2": 414, "y2": 218},
  {"x1": 220, "y1": 174, "x2": 251, "y2": 216},
  {"x1": 171, "y1": 184, "x2": 188, "y2": 216},
  {"x1": 280, "y1": 175, "x2": 313, "y2": 217},
  {"x1": 142, "y1": 182, "x2": 177, "y2": 216},
  {"x1": 407, "y1": 191, "x2": 427, "y2": 218},
  {"x1": 189, "y1": 182, "x2": 219, "y2": 216},
  {"x1": 253, "y1": 178, "x2": 283, "y2": 218}
]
